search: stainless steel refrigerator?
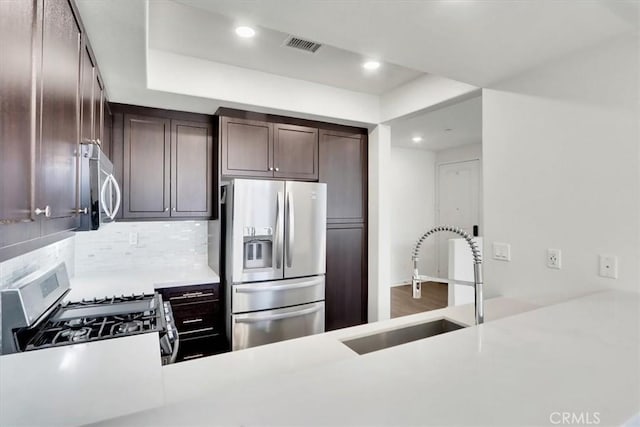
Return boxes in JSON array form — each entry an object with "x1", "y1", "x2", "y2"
[{"x1": 224, "y1": 179, "x2": 327, "y2": 350}]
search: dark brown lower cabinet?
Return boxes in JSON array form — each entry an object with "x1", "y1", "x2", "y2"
[
  {"x1": 157, "y1": 283, "x2": 229, "y2": 363},
  {"x1": 325, "y1": 224, "x2": 367, "y2": 331}
]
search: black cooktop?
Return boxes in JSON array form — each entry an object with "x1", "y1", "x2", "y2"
[{"x1": 16, "y1": 293, "x2": 167, "y2": 351}]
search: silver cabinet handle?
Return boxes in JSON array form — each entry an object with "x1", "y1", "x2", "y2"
[
  {"x1": 34, "y1": 206, "x2": 51, "y2": 217},
  {"x1": 74, "y1": 207, "x2": 88, "y2": 214},
  {"x1": 269, "y1": 167, "x2": 274, "y2": 171},
  {"x1": 234, "y1": 304, "x2": 323, "y2": 323},
  {"x1": 164, "y1": 207, "x2": 169, "y2": 212},
  {"x1": 172, "y1": 208, "x2": 176, "y2": 212},
  {"x1": 183, "y1": 318, "x2": 203, "y2": 324},
  {"x1": 183, "y1": 353, "x2": 203, "y2": 361},
  {"x1": 275, "y1": 167, "x2": 279, "y2": 171},
  {"x1": 275, "y1": 192, "x2": 283, "y2": 269},
  {"x1": 286, "y1": 191, "x2": 294, "y2": 268}
]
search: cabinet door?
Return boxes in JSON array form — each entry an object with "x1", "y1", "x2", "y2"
[
  {"x1": 39, "y1": 0, "x2": 81, "y2": 235},
  {"x1": 80, "y1": 45, "x2": 93, "y2": 146},
  {"x1": 170, "y1": 120, "x2": 213, "y2": 217},
  {"x1": 220, "y1": 116, "x2": 273, "y2": 177},
  {"x1": 0, "y1": 0, "x2": 41, "y2": 249},
  {"x1": 273, "y1": 124, "x2": 318, "y2": 180},
  {"x1": 325, "y1": 225, "x2": 366, "y2": 331},
  {"x1": 102, "y1": 102, "x2": 112, "y2": 159},
  {"x1": 93, "y1": 75, "x2": 103, "y2": 145},
  {"x1": 123, "y1": 114, "x2": 170, "y2": 218},
  {"x1": 319, "y1": 130, "x2": 366, "y2": 223}
]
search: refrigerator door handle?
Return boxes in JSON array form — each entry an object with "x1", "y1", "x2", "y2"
[
  {"x1": 286, "y1": 191, "x2": 294, "y2": 268},
  {"x1": 275, "y1": 191, "x2": 283, "y2": 269}
]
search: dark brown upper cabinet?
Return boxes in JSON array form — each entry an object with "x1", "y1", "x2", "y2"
[
  {"x1": 123, "y1": 114, "x2": 171, "y2": 219},
  {"x1": 273, "y1": 124, "x2": 318, "y2": 181},
  {"x1": 0, "y1": 0, "x2": 42, "y2": 250},
  {"x1": 115, "y1": 106, "x2": 216, "y2": 221},
  {"x1": 0, "y1": 0, "x2": 110, "y2": 260},
  {"x1": 319, "y1": 129, "x2": 367, "y2": 224},
  {"x1": 220, "y1": 117, "x2": 273, "y2": 178},
  {"x1": 220, "y1": 116, "x2": 318, "y2": 181},
  {"x1": 39, "y1": 0, "x2": 83, "y2": 236},
  {"x1": 171, "y1": 120, "x2": 214, "y2": 218}
]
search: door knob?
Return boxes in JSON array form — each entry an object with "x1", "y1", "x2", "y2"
[{"x1": 35, "y1": 206, "x2": 51, "y2": 217}]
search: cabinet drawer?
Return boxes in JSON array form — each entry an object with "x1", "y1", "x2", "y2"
[
  {"x1": 177, "y1": 334, "x2": 229, "y2": 362},
  {"x1": 172, "y1": 302, "x2": 220, "y2": 335},
  {"x1": 162, "y1": 284, "x2": 219, "y2": 304}
]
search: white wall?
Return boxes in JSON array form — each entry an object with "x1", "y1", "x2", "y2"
[
  {"x1": 389, "y1": 147, "x2": 437, "y2": 285},
  {"x1": 368, "y1": 125, "x2": 392, "y2": 322},
  {"x1": 147, "y1": 49, "x2": 380, "y2": 125},
  {"x1": 483, "y1": 34, "x2": 640, "y2": 299}
]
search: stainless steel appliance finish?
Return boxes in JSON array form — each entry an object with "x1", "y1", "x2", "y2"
[
  {"x1": 78, "y1": 141, "x2": 121, "y2": 231},
  {"x1": 232, "y1": 301, "x2": 324, "y2": 351},
  {"x1": 232, "y1": 276, "x2": 325, "y2": 314},
  {"x1": 411, "y1": 225, "x2": 484, "y2": 325},
  {"x1": 341, "y1": 319, "x2": 466, "y2": 355},
  {"x1": 0, "y1": 264, "x2": 178, "y2": 364},
  {"x1": 224, "y1": 179, "x2": 327, "y2": 350}
]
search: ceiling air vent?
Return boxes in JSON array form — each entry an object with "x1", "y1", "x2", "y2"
[{"x1": 283, "y1": 35, "x2": 322, "y2": 53}]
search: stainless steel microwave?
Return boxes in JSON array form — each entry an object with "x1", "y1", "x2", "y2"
[{"x1": 78, "y1": 142, "x2": 121, "y2": 231}]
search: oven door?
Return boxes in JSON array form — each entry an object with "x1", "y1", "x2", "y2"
[{"x1": 231, "y1": 301, "x2": 324, "y2": 351}]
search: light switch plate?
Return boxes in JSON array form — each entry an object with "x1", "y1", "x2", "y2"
[
  {"x1": 599, "y1": 254, "x2": 618, "y2": 279},
  {"x1": 492, "y1": 242, "x2": 511, "y2": 261}
]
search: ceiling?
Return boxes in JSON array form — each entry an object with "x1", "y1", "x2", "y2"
[
  {"x1": 390, "y1": 95, "x2": 482, "y2": 152},
  {"x1": 149, "y1": 1, "x2": 423, "y2": 95},
  {"x1": 177, "y1": 0, "x2": 637, "y2": 87},
  {"x1": 75, "y1": 0, "x2": 637, "y2": 119}
]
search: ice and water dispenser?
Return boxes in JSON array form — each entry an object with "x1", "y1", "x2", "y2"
[{"x1": 243, "y1": 226, "x2": 273, "y2": 269}]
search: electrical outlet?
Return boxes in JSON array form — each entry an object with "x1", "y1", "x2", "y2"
[
  {"x1": 546, "y1": 248, "x2": 561, "y2": 269},
  {"x1": 492, "y1": 242, "x2": 511, "y2": 261},
  {"x1": 129, "y1": 232, "x2": 138, "y2": 246},
  {"x1": 599, "y1": 254, "x2": 618, "y2": 279}
]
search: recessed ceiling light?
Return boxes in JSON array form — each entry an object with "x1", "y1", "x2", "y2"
[
  {"x1": 412, "y1": 136, "x2": 423, "y2": 143},
  {"x1": 235, "y1": 26, "x2": 256, "y2": 38},
  {"x1": 363, "y1": 60, "x2": 381, "y2": 70}
]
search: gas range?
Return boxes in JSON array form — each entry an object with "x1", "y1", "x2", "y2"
[{"x1": 1, "y1": 264, "x2": 179, "y2": 364}]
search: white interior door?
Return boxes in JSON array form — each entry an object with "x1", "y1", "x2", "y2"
[{"x1": 437, "y1": 160, "x2": 481, "y2": 277}]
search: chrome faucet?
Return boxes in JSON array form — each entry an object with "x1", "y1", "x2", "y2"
[{"x1": 411, "y1": 225, "x2": 484, "y2": 325}]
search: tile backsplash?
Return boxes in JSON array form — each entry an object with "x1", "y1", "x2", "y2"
[{"x1": 74, "y1": 221, "x2": 208, "y2": 275}]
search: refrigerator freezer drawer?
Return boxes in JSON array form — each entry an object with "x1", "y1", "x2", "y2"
[
  {"x1": 232, "y1": 301, "x2": 324, "y2": 351},
  {"x1": 231, "y1": 275, "x2": 325, "y2": 313}
]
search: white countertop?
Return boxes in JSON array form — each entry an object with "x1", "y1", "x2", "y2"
[
  {"x1": 67, "y1": 266, "x2": 220, "y2": 301},
  {"x1": 3, "y1": 291, "x2": 638, "y2": 427},
  {"x1": 93, "y1": 290, "x2": 639, "y2": 427},
  {"x1": 0, "y1": 295, "x2": 539, "y2": 427}
]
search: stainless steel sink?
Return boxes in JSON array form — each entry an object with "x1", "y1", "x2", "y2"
[{"x1": 341, "y1": 319, "x2": 466, "y2": 355}]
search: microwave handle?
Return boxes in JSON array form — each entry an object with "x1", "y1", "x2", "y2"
[
  {"x1": 100, "y1": 174, "x2": 113, "y2": 219},
  {"x1": 110, "y1": 175, "x2": 121, "y2": 219}
]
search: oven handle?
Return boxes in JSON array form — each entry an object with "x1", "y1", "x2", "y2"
[
  {"x1": 234, "y1": 277, "x2": 323, "y2": 294},
  {"x1": 170, "y1": 331, "x2": 180, "y2": 364},
  {"x1": 234, "y1": 304, "x2": 323, "y2": 323}
]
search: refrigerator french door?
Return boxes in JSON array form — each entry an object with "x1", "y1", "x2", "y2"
[{"x1": 225, "y1": 179, "x2": 327, "y2": 350}]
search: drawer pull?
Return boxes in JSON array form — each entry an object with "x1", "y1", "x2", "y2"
[
  {"x1": 179, "y1": 327, "x2": 214, "y2": 335},
  {"x1": 170, "y1": 291, "x2": 214, "y2": 301},
  {"x1": 183, "y1": 318, "x2": 203, "y2": 324},
  {"x1": 183, "y1": 353, "x2": 204, "y2": 360}
]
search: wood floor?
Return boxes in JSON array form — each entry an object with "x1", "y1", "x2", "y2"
[{"x1": 390, "y1": 282, "x2": 448, "y2": 318}]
